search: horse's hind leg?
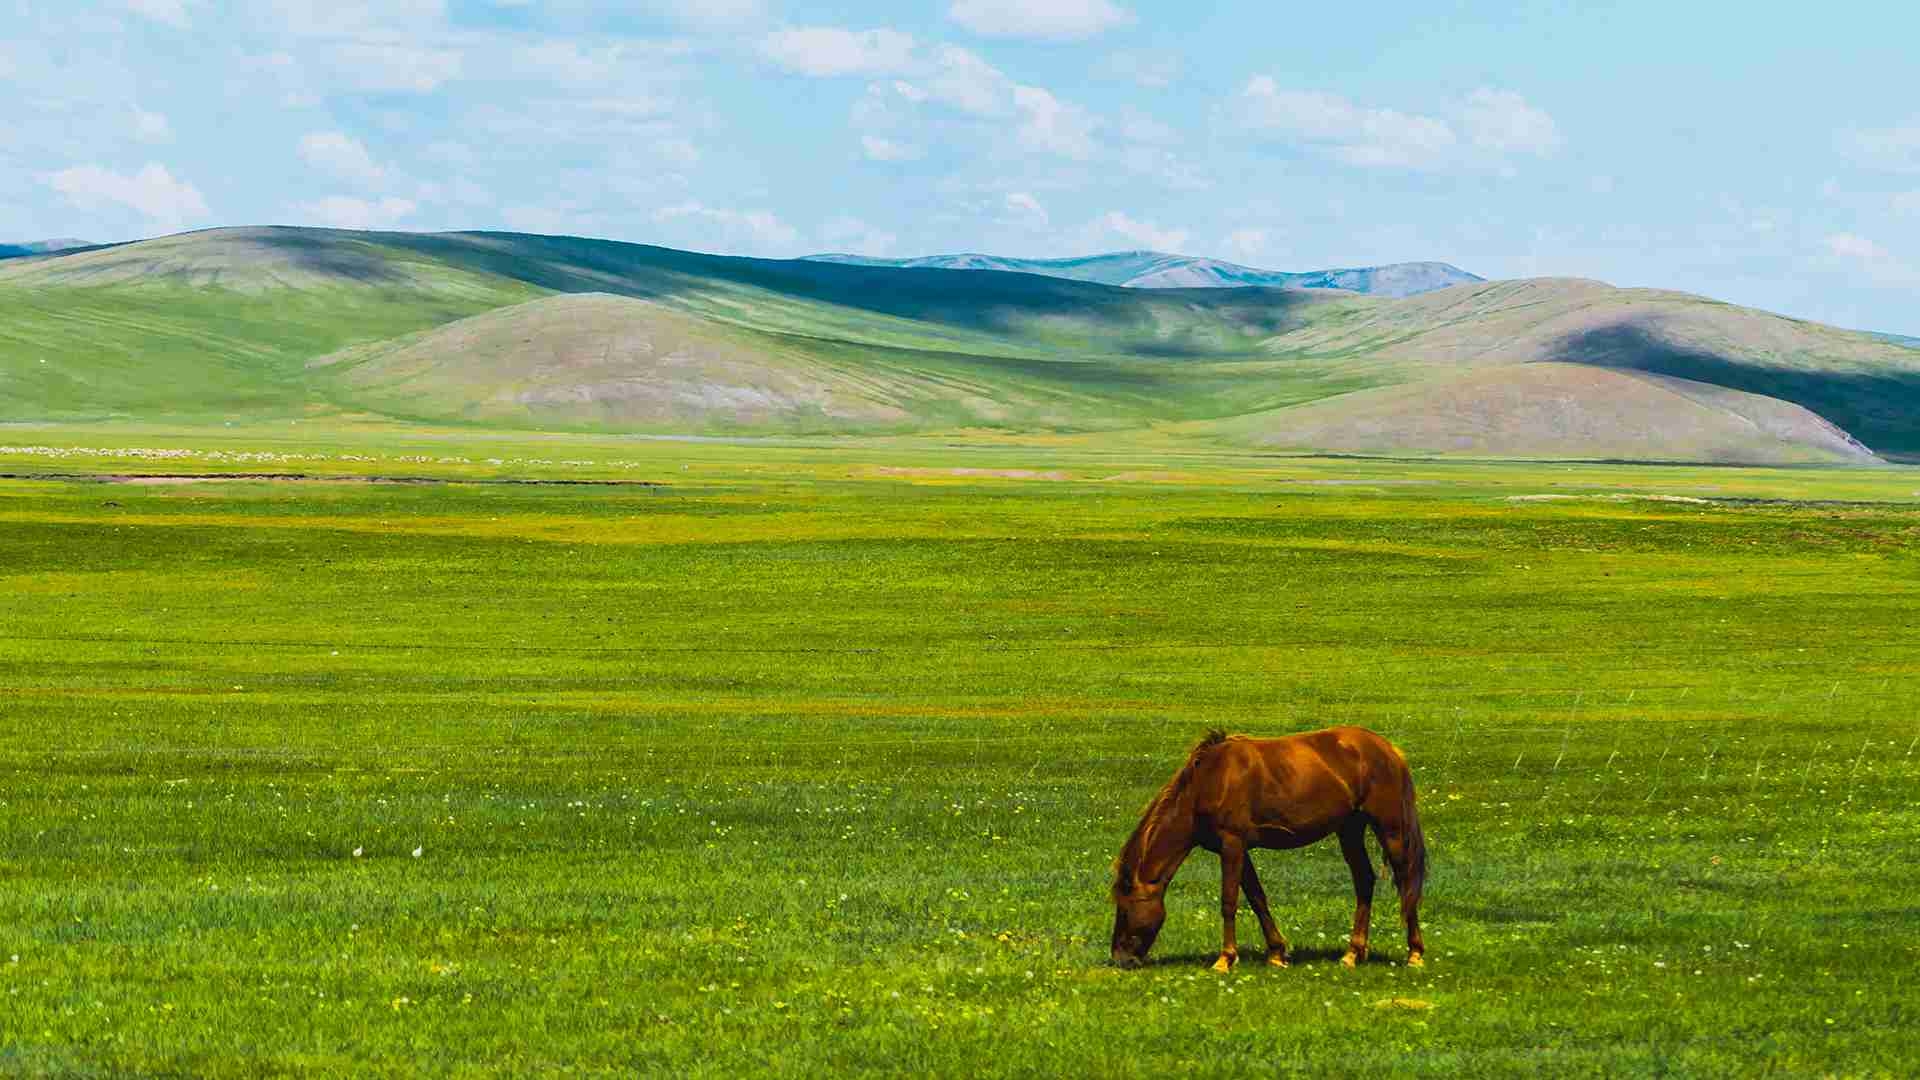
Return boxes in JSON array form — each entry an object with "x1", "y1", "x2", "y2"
[
  {"x1": 1375, "y1": 825, "x2": 1426, "y2": 967},
  {"x1": 1338, "y1": 819, "x2": 1375, "y2": 968},
  {"x1": 1212, "y1": 834, "x2": 1245, "y2": 973},
  {"x1": 1239, "y1": 853, "x2": 1289, "y2": 967}
]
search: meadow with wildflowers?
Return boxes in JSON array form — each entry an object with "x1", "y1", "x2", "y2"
[{"x1": 1, "y1": 430, "x2": 1916, "y2": 1075}]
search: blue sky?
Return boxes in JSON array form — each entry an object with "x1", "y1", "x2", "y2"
[{"x1": 3, "y1": 0, "x2": 1918, "y2": 333}]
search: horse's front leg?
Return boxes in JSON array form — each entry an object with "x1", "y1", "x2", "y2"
[
  {"x1": 1212, "y1": 834, "x2": 1245, "y2": 973},
  {"x1": 1239, "y1": 853, "x2": 1289, "y2": 967}
]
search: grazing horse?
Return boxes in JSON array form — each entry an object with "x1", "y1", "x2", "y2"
[{"x1": 1110, "y1": 727, "x2": 1426, "y2": 972}]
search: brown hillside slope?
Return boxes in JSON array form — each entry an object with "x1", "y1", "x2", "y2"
[
  {"x1": 310, "y1": 293, "x2": 926, "y2": 428},
  {"x1": 307, "y1": 292, "x2": 1145, "y2": 431},
  {"x1": 1257, "y1": 279, "x2": 1920, "y2": 457},
  {"x1": 1223, "y1": 362, "x2": 1880, "y2": 464}
]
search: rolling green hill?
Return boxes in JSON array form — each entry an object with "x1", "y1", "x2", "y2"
[
  {"x1": 3, "y1": 226, "x2": 1918, "y2": 461},
  {"x1": 312, "y1": 292, "x2": 1175, "y2": 432},
  {"x1": 0, "y1": 227, "x2": 1370, "y2": 429}
]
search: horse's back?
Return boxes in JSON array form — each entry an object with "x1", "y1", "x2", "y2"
[
  {"x1": 1223, "y1": 726, "x2": 1406, "y2": 777},
  {"x1": 1190, "y1": 727, "x2": 1407, "y2": 845}
]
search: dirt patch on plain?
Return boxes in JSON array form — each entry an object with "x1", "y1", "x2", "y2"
[
  {"x1": 0, "y1": 472, "x2": 667, "y2": 488},
  {"x1": 869, "y1": 467, "x2": 1072, "y2": 481}
]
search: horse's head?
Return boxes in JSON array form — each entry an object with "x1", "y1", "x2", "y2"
[
  {"x1": 1110, "y1": 874, "x2": 1166, "y2": 968},
  {"x1": 1111, "y1": 733, "x2": 1220, "y2": 967}
]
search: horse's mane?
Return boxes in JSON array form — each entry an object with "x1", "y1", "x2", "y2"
[{"x1": 1112, "y1": 729, "x2": 1229, "y2": 897}]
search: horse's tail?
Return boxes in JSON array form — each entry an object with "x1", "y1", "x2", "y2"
[{"x1": 1397, "y1": 756, "x2": 1428, "y2": 908}]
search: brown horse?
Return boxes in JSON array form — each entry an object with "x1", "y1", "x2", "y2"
[{"x1": 1110, "y1": 727, "x2": 1426, "y2": 972}]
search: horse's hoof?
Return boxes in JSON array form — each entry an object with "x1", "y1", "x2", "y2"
[
  {"x1": 1340, "y1": 951, "x2": 1360, "y2": 969},
  {"x1": 1407, "y1": 953, "x2": 1425, "y2": 968},
  {"x1": 1211, "y1": 955, "x2": 1234, "y2": 974},
  {"x1": 1266, "y1": 952, "x2": 1289, "y2": 969}
]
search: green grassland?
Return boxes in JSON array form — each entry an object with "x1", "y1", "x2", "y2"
[{"x1": 1, "y1": 432, "x2": 1916, "y2": 1075}]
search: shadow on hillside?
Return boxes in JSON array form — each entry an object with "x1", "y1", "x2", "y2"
[
  {"x1": 245, "y1": 227, "x2": 414, "y2": 284},
  {"x1": 1553, "y1": 322, "x2": 1920, "y2": 459},
  {"x1": 373, "y1": 231, "x2": 1332, "y2": 355}
]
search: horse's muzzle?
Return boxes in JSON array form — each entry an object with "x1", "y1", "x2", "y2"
[{"x1": 1111, "y1": 951, "x2": 1143, "y2": 970}]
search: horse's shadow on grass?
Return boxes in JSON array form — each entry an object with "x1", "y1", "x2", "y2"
[{"x1": 1143, "y1": 947, "x2": 1403, "y2": 969}]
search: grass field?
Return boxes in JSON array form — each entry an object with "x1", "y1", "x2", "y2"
[{"x1": 2, "y1": 430, "x2": 1917, "y2": 1076}]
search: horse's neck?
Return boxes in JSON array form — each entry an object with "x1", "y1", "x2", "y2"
[{"x1": 1136, "y1": 789, "x2": 1197, "y2": 888}]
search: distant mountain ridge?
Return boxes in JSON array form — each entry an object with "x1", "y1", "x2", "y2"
[
  {"x1": 0, "y1": 238, "x2": 91, "y2": 260},
  {"x1": 802, "y1": 250, "x2": 1484, "y2": 297}
]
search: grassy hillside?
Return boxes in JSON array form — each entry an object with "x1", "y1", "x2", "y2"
[
  {"x1": 320, "y1": 292, "x2": 1411, "y2": 434},
  {"x1": 0, "y1": 231, "x2": 545, "y2": 422},
  {"x1": 4, "y1": 226, "x2": 1919, "y2": 460},
  {"x1": 1220, "y1": 362, "x2": 1878, "y2": 464},
  {"x1": 0, "y1": 227, "x2": 1377, "y2": 431},
  {"x1": 1247, "y1": 278, "x2": 1920, "y2": 457}
]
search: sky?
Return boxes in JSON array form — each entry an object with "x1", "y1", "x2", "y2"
[{"x1": 3, "y1": 0, "x2": 1918, "y2": 334}]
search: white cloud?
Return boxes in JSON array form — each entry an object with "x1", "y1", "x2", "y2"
[
  {"x1": 298, "y1": 132, "x2": 387, "y2": 188},
  {"x1": 1119, "y1": 146, "x2": 1207, "y2": 191},
  {"x1": 244, "y1": 3, "x2": 461, "y2": 92},
  {"x1": 1098, "y1": 50, "x2": 1177, "y2": 89},
  {"x1": 1003, "y1": 191, "x2": 1048, "y2": 227},
  {"x1": 134, "y1": 109, "x2": 173, "y2": 143},
  {"x1": 1116, "y1": 109, "x2": 1176, "y2": 145},
  {"x1": 760, "y1": 27, "x2": 915, "y2": 78},
  {"x1": 1461, "y1": 88, "x2": 1561, "y2": 155},
  {"x1": 332, "y1": 41, "x2": 462, "y2": 92},
  {"x1": 517, "y1": 41, "x2": 626, "y2": 87},
  {"x1": 1092, "y1": 210, "x2": 1188, "y2": 252},
  {"x1": 1235, "y1": 80, "x2": 1560, "y2": 171},
  {"x1": 500, "y1": 203, "x2": 590, "y2": 235},
  {"x1": 925, "y1": 46, "x2": 1010, "y2": 116},
  {"x1": 1844, "y1": 124, "x2": 1920, "y2": 174},
  {"x1": 46, "y1": 163, "x2": 208, "y2": 227},
  {"x1": 1825, "y1": 232, "x2": 1920, "y2": 286},
  {"x1": 1013, "y1": 85, "x2": 1096, "y2": 159},
  {"x1": 1224, "y1": 228, "x2": 1268, "y2": 261},
  {"x1": 818, "y1": 216, "x2": 897, "y2": 256},
  {"x1": 446, "y1": 176, "x2": 493, "y2": 207},
  {"x1": 653, "y1": 202, "x2": 800, "y2": 256},
  {"x1": 125, "y1": 0, "x2": 191, "y2": 28},
  {"x1": 1826, "y1": 232, "x2": 1884, "y2": 260},
  {"x1": 295, "y1": 195, "x2": 417, "y2": 229},
  {"x1": 255, "y1": 0, "x2": 448, "y2": 37},
  {"x1": 234, "y1": 4, "x2": 461, "y2": 95},
  {"x1": 770, "y1": 36, "x2": 1103, "y2": 164},
  {"x1": 861, "y1": 135, "x2": 921, "y2": 162},
  {"x1": 633, "y1": 0, "x2": 767, "y2": 29},
  {"x1": 655, "y1": 138, "x2": 701, "y2": 168},
  {"x1": 948, "y1": 0, "x2": 1134, "y2": 40},
  {"x1": 862, "y1": 47, "x2": 1100, "y2": 160},
  {"x1": 1237, "y1": 79, "x2": 1456, "y2": 170}
]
